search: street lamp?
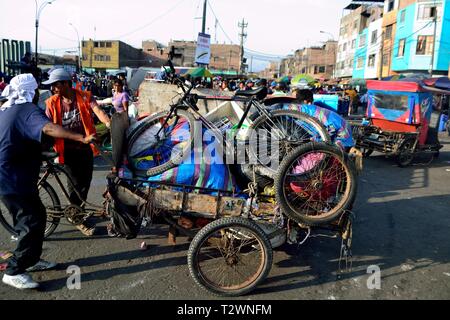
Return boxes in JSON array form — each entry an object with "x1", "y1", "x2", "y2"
[
  {"x1": 35, "y1": 0, "x2": 55, "y2": 67},
  {"x1": 320, "y1": 31, "x2": 335, "y2": 41},
  {"x1": 69, "y1": 23, "x2": 81, "y2": 73}
]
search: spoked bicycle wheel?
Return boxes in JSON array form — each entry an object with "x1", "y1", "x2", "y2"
[
  {"x1": 187, "y1": 217, "x2": 273, "y2": 297},
  {"x1": 242, "y1": 110, "x2": 331, "y2": 186},
  {"x1": 275, "y1": 142, "x2": 357, "y2": 226},
  {"x1": 0, "y1": 181, "x2": 61, "y2": 238},
  {"x1": 127, "y1": 109, "x2": 198, "y2": 177}
]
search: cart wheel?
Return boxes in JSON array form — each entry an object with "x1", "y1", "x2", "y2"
[
  {"x1": 397, "y1": 138, "x2": 416, "y2": 167},
  {"x1": 187, "y1": 217, "x2": 273, "y2": 297},
  {"x1": 275, "y1": 142, "x2": 358, "y2": 226}
]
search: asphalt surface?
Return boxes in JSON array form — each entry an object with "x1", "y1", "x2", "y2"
[{"x1": 1, "y1": 133, "x2": 449, "y2": 300}]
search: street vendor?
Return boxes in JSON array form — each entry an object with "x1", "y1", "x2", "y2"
[{"x1": 44, "y1": 68, "x2": 111, "y2": 236}]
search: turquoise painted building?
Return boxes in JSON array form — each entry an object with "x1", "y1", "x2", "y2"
[
  {"x1": 392, "y1": 0, "x2": 450, "y2": 74},
  {"x1": 353, "y1": 28, "x2": 369, "y2": 79}
]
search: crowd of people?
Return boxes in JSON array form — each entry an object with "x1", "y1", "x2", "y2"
[{"x1": 195, "y1": 75, "x2": 368, "y2": 116}]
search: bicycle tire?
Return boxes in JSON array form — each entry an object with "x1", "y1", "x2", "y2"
[
  {"x1": 187, "y1": 217, "x2": 273, "y2": 297},
  {"x1": 127, "y1": 109, "x2": 198, "y2": 177},
  {"x1": 274, "y1": 142, "x2": 357, "y2": 226},
  {"x1": 0, "y1": 181, "x2": 61, "y2": 238},
  {"x1": 243, "y1": 110, "x2": 331, "y2": 186}
]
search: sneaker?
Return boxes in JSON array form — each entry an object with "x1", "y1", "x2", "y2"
[
  {"x1": 76, "y1": 223, "x2": 96, "y2": 236},
  {"x1": 26, "y1": 260, "x2": 58, "y2": 272},
  {"x1": 2, "y1": 274, "x2": 39, "y2": 290}
]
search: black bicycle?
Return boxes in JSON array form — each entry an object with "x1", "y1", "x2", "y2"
[
  {"x1": 126, "y1": 51, "x2": 331, "y2": 186},
  {"x1": 0, "y1": 151, "x2": 107, "y2": 238}
]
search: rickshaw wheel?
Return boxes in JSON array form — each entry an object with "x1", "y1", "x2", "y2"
[
  {"x1": 397, "y1": 138, "x2": 416, "y2": 167},
  {"x1": 187, "y1": 217, "x2": 273, "y2": 297},
  {"x1": 275, "y1": 142, "x2": 358, "y2": 227}
]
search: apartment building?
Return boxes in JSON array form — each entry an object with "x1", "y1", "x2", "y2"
[
  {"x1": 279, "y1": 41, "x2": 337, "y2": 80},
  {"x1": 142, "y1": 40, "x2": 167, "y2": 68},
  {"x1": 380, "y1": 0, "x2": 401, "y2": 77},
  {"x1": 335, "y1": 0, "x2": 385, "y2": 80},
  {"x1": 392, "y1": 0, "x2": 450, "y2": 75},
  {"x1": 353, "y1": 7, "x2": 384, "y2": 79},
  {"x1": 81, "y1": 40, "x2": 149, "y2": 71}
]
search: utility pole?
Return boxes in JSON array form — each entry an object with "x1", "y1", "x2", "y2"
[
  {"x1": 238, "y1": 18, "x2": 248, "y2": 75},
  {"x1": 202, "y1": 0, "x2": 207, "y2": 34},
  {"x1": 429, "y1": 8, "x2": 438, "y2": 77}
]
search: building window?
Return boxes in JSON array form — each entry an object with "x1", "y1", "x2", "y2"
[
  {"x1": 417, "y1": 4, "x2": 438, "y2": 20},
  {"x1": 351, "y1": 39, "x2": 356, "y2": 49},
  {"x1": 106, "y1": 42, "x2": 112, "y2": 48},
  {"x1": 94, "y1": 42, "x2": 99, "y2": 48},
  {"x1": 319, "y1": 66, "x2": 326, "y2": 73},
  {"x1": 397, "y1": 38, "x2": 406, "y2": 57},
  {"x1": 94, "y1": 55, "x2": 111, "y2": 62},
  {"x1": 387, "y1": 0, "x2": 395, "y2": 12},
  {"x1": 353, "y1": 20, "x2": 358, "y2": 30},
  {"x1": 343, "y1": 43, "x2": 347, "y2": 51},
  {"x1": 385, "y1": 25, "x2": 393, "y2": 39},
  {"x1": 368, "y1": 54, "x2": 376, "y2": 68},
  {"x1": 357, "y1": 57, "x2": 364, "y2": 69},
  {"x1": 359, "y1": 34, "x2": 367, "y2": 47},
  {"x1": 371, "y1": 30, "x2": 378, "y2": 45},
  {"x1": 416, "y1": 35, "x2": 434, "y2": 55},
  {"x1": 82, "y1": 42, "x2": 86, "y2": 48},
  {"x1": 400, "y1": 10, "x2": 406, "y2": 23}
]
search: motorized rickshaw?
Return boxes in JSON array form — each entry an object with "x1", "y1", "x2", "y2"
[{"x1": 352, "y1": 77, "x2": 450, "y2": 167}]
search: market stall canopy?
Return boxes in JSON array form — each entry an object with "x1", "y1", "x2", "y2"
[
  {"x1": 291, "y1": 74, "x2": 315, "y2": 86},
  {"x1": 187, "y1": 67, "x2": 213, "y2": 78}
]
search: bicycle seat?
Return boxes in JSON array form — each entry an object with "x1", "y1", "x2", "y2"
[
  {"x1": 234, "y1": 87, "x2": 268, "y2": 101},
  {"x1": 41, "y1": 151, "x2": 59, "y2": 161}
]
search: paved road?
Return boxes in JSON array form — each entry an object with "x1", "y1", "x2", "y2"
[{"x1": 1, "y1": 133, "x2": 450, "y2": 300}]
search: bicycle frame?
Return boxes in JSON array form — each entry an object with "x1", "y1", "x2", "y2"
[{"x1": 38, "y1": 159, "x2": 103, "y2": 217}]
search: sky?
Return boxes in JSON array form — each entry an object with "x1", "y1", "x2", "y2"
[{"x1": 0, "y1": 0, "x2": 351, "y2": 71}]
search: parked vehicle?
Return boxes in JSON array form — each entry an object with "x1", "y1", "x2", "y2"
[{"x1": 352, "y1": 78, "x2": 449, "y2": 167}]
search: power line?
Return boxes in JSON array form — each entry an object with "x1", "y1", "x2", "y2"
[
  {"x1": 41, "y1": 26, "x2": 77, "y2": 42},
  {"x1": 111, "y1": 0, "x2": 188, "y2": 40},
  {"x1": 207, "y1": 0, "x2": 236, "y2": 44}
]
